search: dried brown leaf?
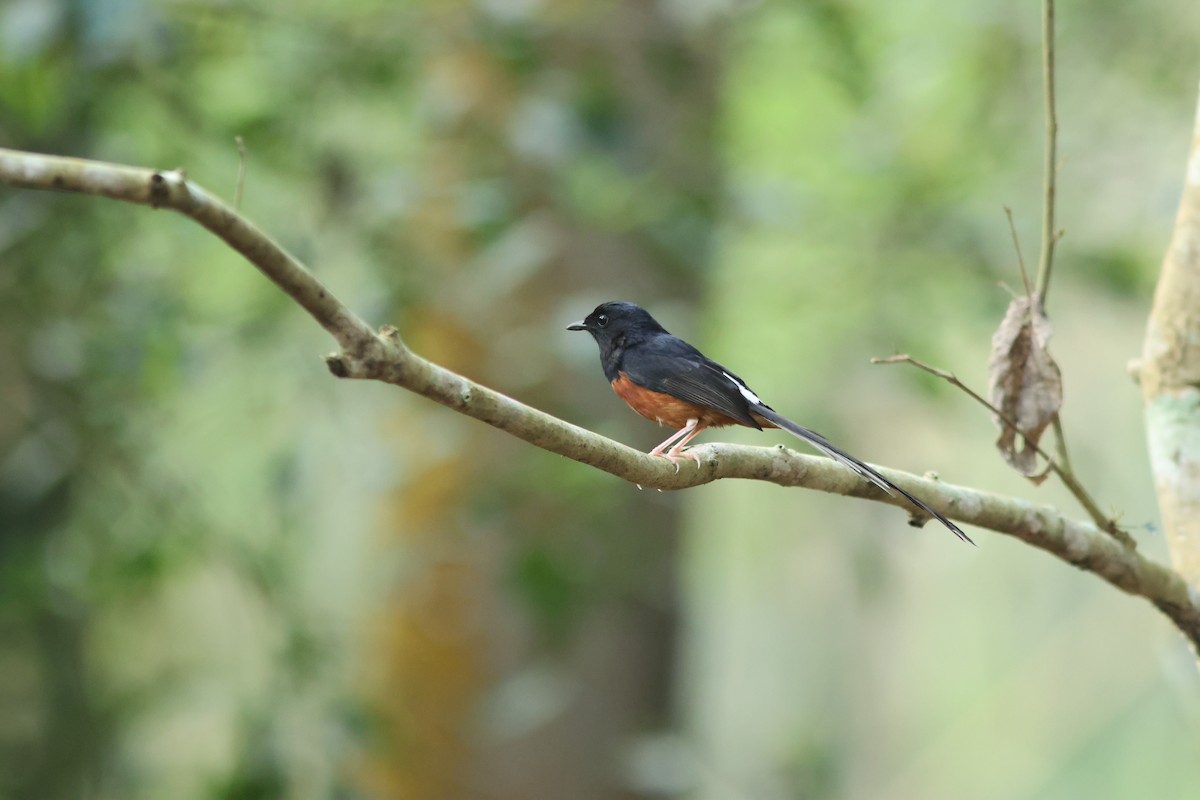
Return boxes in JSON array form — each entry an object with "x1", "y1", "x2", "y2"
[{"x1": 988, "y1": 296, "x2": 1062, "y2": 483}]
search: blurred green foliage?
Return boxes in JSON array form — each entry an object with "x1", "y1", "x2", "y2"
[{"x1": 2, "y1": 1, "x2": 1199, "y2": 799}]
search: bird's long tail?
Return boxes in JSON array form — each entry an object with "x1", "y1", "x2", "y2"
[{"x1": 751, "y1": 405, "x2": 972, "y2": 544}]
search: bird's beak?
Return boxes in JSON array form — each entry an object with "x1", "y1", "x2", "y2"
[{"x1": 566, "y1": 321, "x2": 588, "y2": 331}]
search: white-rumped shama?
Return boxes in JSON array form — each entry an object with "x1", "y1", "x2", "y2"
[{"x1": 568, "y1": 301, "x2": 970, "y2": 543}]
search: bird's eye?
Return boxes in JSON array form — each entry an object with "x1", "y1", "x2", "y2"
[{"x1": 596, "y1": 314, "x2": 610, "y2": 328}]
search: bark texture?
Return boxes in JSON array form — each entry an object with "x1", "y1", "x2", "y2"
[{"x1": 1141, "y1": 82, "x2": 1200, "y2": 585}]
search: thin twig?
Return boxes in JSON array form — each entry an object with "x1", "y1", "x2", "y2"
[
  {"x1": 1032, "y1": 0, "x2": 1080, "y2": 506},
  {"x1": 872, "y1": 353, "x2": 1135, "y2": 548},
  {"x1": 1035, "y1": 0, "x2": 1058, "y2": 304},
  {"x1": 234, "y1": 136, "x2": 247, "y2": 211},
  {"x1": 1003, "y1": 206, "x2": 1033, "y2": 297},
  {"x1": 1051, "y1": 414, "x2": 1073, "y2": 472}
]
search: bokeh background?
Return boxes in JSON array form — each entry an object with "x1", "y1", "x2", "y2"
[{"x1": 3, "y1": 1, "x2": 1200, "y2": 798}]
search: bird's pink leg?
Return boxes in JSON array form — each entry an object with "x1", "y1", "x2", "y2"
[
  {"x1": 664, "y1": 421, "x2": 706, "y2": 469},
  {"x1": 648, "y1": 419, "x2": 705, "y2": 472},
  {"x1": 649, "y1": 421, "x2": 695, "y2": 461}
]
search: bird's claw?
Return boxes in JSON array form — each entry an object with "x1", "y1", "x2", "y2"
[
  {"x1": 658, "y1": 452, "x2": 682, "y2": 473},
  {"x1": 661, "y1": 447, "x2": 701, "y2": 471}
]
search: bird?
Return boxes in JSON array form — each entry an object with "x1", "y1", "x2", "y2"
[{"x1": 568, "y1": 301, "x2": 971, "y2": 543}]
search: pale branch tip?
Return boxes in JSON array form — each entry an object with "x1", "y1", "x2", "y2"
[{"x1": 324, "y1": 355, "x2": 351, "y2": 379}]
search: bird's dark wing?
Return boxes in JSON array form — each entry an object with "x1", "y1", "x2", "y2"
[
  {"x1": 617, "y1": 333, "x2": 973, "y2": 544},
  {"x1": 621, "y1": 335, "x2": 764, "y2": 428}
]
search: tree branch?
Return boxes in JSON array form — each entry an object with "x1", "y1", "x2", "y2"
[
  {"x1": 2, "y1": 146, "x2": 1199, "y2": 651},
  {"x1": 0, "y1": 148, "x2": 376, "y2": 355},
  {"x1": 1139, "y1": 83, "x2": 1200, "y2": 586}
]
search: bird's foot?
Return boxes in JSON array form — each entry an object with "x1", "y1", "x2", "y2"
[{"x1": 664, "y1": 445, "x2": 702, "y2": 470}]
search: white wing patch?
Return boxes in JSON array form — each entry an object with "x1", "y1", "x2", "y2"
[{"x1": 722, "y1": 371, "x2": 762, "y2": 405}]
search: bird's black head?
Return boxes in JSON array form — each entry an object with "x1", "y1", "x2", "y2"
[
  {"x1": 568, "y1": 302, "x2": 670, "y2": 377},
  {"x1": 567, "y1": 301, "x2": 669, "y2": 345}
]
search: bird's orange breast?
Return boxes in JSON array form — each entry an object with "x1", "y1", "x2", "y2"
[{"x1": 610, "y1": 372, "x2": 742, "y2": 430}]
